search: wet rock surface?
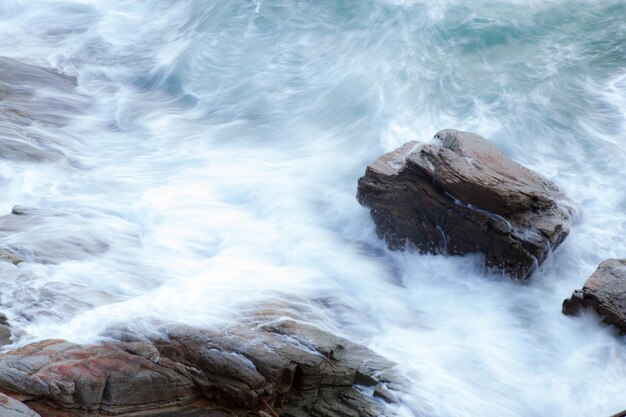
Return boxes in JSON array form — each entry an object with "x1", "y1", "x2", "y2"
[
  {"x1": 357, "y1": 129, "x2": 574, "y2": 279},
  {"x1": 0, "y1": 320, "x2": 403, "y2": 416},
  {"x1": 0, "y1": 314, "x2": 11, "y2": 347},
  {"x1": 563, "y1": 259, "x2": 626, "y2": 333},
  {"x1": 0, "y1": 206, "x2": 109, "y2": 265},
  {"x1": 0, "y1": 57, "x2": 88, "y2": 163}
]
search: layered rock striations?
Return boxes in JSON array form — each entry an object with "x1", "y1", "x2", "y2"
[
  {"x1": 357, "y1": 129, "x2": 574, "y2": 279},
  {"x1": 0, "y1": 320, "x2": 404, "y2": 417},
  {"x1": 563, "y1": 259, "x2": 626, "y2": 333}
]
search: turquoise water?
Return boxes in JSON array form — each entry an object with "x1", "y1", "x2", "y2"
[{"x1": 0, "y1": 1, "x2": 625, "y2": 416}]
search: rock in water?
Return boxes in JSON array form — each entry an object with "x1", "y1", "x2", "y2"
[
  {"x1": 0, "y1": 314, "x2": 11, "y2": 347},
  {"x1": 0, "y1": 57, "x2": 88, "y2": 163},
  {"x1": 563, "y1": 259, "x2": 626, "y2": 333},
  {"x1": 357, "y1": 129, "x2": 574, "y2": 279},
  {"x1": 0, "y1": 320, "x2": 405, "y2": 417}
]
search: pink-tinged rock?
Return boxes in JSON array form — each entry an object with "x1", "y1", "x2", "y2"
[{"x1": 0, "y1": 320, "x2": 405, "y2": 417}]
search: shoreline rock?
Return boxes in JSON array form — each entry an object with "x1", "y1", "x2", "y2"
[
  {"x1": 563, "y1": 259, "x2": 626, "y2": 333},
  {"x1": 0, "y1": 320, "x2": 405, "y2": 417},
  {"x1": 357, "y1": 129, "x2": 574, "y2": 279}
]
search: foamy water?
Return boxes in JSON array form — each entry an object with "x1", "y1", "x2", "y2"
[{"x1": 0, "y1": 1, "x2": 625, "y2": 416}]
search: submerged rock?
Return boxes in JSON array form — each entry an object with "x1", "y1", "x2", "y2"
[
  {"x1": 0, "y1": 247, "x2": 25, "y2": 265},
  {"x1": 0, "y1": 206, "x2": 109, "y2": 264},
  {"x1": 563, "y1": 259, "x2": 626, "y2": 333},
  {"x1": 357, "y1": 129, "x2": 574, "y2": 279},
  {"x1": 0, "y1": 320, "x2": 404, "y2": 416},
  {"x1": 0, "y1": 57, "x2": 88, "y2": 163}
]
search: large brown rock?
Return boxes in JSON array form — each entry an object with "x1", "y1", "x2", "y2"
[
  {"x1": 563, "y1": 259, "x2": 626, "y2": 333},
  {"x1": 0, "y1": 320, "x2": 404, "y2": 416},
  {"x1": 357, "y1": 129, "x2": 574, "y2": 279}
]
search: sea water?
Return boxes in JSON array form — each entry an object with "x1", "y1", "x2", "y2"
[{"x1": 0, "y1": 1, "x2": 625, "y2": 416}]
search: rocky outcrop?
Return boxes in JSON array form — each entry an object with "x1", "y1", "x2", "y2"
[
  {"x1": 357, "y1": 129, "x2": 574, "y2": 279},
  {"x1": 563, "y1": 259, "x2": 626, "y2": 333},
  {"x1": 0, "y1": 320, "x2": 404, "y2": 416}
]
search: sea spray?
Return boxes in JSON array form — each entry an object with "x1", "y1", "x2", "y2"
[{"x1": 0, "y1": 1, "x2": 625, "y2": 416}]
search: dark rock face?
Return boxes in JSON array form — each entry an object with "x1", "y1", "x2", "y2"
[
  {"x1": 563, "y1": 259, "x2": 626, "y2": 333},
  {"x1": 0, "y1": 314, "x2": 11, "y2": 347},
  {"x1": 0, "y1": 320, "x2": 403, "y2": 416},
  {"x1": 357, "y1": 129, "x2": 574, "y2": 279}
]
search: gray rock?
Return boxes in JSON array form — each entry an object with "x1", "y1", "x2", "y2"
[
  {"x1": 0, "y1": 207, "x2": 109, "y2": 264},
  {"x1": 357, "y1": 129, "x2": 574, "y2": 279},
  {"x1": 374, "y1": 382, "x2": 399, "y2": 404},
  {"x1": 0, "y1": 393, "x2": 40, "y2": 417},
  {"x1": 563, "y1": 259, "x2": 626, "y2": 333},
  {"x1": 0, "y1": 313, "x2": 11, "y2": 346},
  {"x1": 0, "y1": 247, "x2": 26, "y2": 265},
  {"x1": 0, "y1": 326, "x2": 11, "y2": 347},
  {"x1": 0, "y1": 57, "x2": 89, "y2": 163}
]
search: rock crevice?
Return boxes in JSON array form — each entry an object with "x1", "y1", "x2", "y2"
[
  {"x1": 0, "y1": 320, "x2": 404, "y2": 417},
  {"x1": 563, "y1": 259, "x2": 626, "y2": 333},
  {"x1": 357, "y1": 129, "x2": 574, "y2": 279}
]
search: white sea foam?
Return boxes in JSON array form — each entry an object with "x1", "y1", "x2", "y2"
[{"x1": 0, "y1": 1, "x2": 625, "y2": 416}]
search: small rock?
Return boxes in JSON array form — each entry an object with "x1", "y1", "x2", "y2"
[
  {"x1": 563, "y1": 259, "x2": 626, "y2": 333},
  {"x1": 374, "y1": 383, "x2": 398, "y2": 404},
  {"x1": 0, "y1": 326, "x2": 11, "y2": 346},
  {"x1": 0, "y1": 313, "x2": 11, "y2": 346},
  {"x1": 0, "y1": 247, "x2": 26, "y2": 265}
]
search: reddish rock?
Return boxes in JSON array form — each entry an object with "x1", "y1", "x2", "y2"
[
  {"x1": 0, "y1": 320, "x2": 404, "y2": 417},
  {"x1": 563, "y1": 259, "x2": 626, "y2": 333},
  {"x1": 357, "y1": 129, "x2": 574, "y2": 279}
]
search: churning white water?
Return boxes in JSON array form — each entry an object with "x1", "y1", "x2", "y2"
[{"x1": 1, "y1": 1, "x2": 626, "y2": 416}]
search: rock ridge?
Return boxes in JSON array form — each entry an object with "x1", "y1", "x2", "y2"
[{"x1": 0, "y1": 320, "x2": 405, "y2": 417}]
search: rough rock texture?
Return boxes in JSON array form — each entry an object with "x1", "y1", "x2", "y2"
[
  {"x1": 0, "y1": 393, "x2": 41, "y2": 417},
  {"x1": 0, "y1": 313, "x2": 11, "y2": 347},
  {"x1": 563, "y1": 259, "x2": 626, "y2": 333},
  {"x1": 357, "y1": 129, "x2": 574, "y2": 279},
  {"x1": 0, "y1": 320, "x2": 404, "y2": 417}
]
